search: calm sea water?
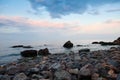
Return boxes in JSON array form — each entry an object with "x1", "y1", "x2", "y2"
[{"x1": 0, "y1": 40, "x2": 119, "y2": 65}]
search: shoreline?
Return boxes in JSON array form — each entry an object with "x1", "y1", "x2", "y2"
[{"x1": 0, "y1": 46, "x2": 120, "y2": 80}]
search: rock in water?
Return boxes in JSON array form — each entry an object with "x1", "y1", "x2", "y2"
[
  {"x1": 21, "y1": 50, "x2": 37, "y2": 57},
  {"x1": 13, "y1": 73, "x2": 27, "y2": 80},
  {"x1": 63, "y1": 41, "x2": 73, "y2": 48},
  {"x1": 79, "y1": 48, "x2": 90, "y2": 53},
  {"x1": 38, "y1": 48, "x2": 50, "y2": 56}
]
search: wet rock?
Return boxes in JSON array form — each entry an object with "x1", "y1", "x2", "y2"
[
  {"x1": 27, "y1": 68, "x2": 39, "y2": 75},
  {"x1": 32, "y1": 74, "x2": 43, "y2": 79},
  {"x1": 100, "y1": 42, "x2": 116, "y2": 46},
  {"x1": 110, "y1": 47, "x2": 118, "y2": 51},
  {"x1": 92, "y1": 73, "x2": 99, "y2": 80},
  {"x1": 23, "y1": 46, "x2": 33, "y2": 48},
  {"x1": 63, "y1": 41, "x2": 73, "y2": 48},
  {"x1": 42, "y1": 71, "x2": 53, "y2": 80},
  {"x1": 117, "y1": 74, "x2": 120, "y2": 80},
  {"x1": 79, "y1": 64, "x2": 94, "y2": 76},
  {"x1": 54, "y1": 70, "x2": 71, "y2": 80},
  {"x1": 68, "y1": 68, "x2": 79, "y2": 74},
  {"x1": 21, "y1": 50, "x2": 37, "y2": 57},
  {"x1": 13, "y1": 73, "x2": 27, "y2": 80},
  {"x1": 38, "y1": 48, "x2": 51, "y2": 56},
  {"x1": 49, "y1": 63, "x2": 61, "y2": 70},
  {"x1": 79, "y1": 48, "x2": 90, "y2": 53},
  {"x1": 7, "y1": 65, "x2": 19, "y2": 75},
  {"x1": 92, "y1": 42, "x2": 99, "y2": 44},
  {"x1": 0, "y1": 75, "x2": 11, "y2": 80},
  {"x1": 76, "y1": 45, "x2": 83, "y2": 47},
  {"x1": 11, "y1": 45, "x2": 23, "y2": 48},
  {"x1": 113, "y1": 37, "x2": 120, "y2": 45}
]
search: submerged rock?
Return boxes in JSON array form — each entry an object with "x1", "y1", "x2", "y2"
[
  {"x1": 38, "y1": 48, "x2": 51, "y2": 56},
  {"x1": 11, "y1": 45, "x2": 23, "y2": 48},
  {"x1": 21, "y1": 50, "x2": 37, "y2": 57},
  {"x1": 63, "y1": 41, "x2": 73, "y2": 48},
  {"x1": 79, "y1": 48, "x2": 90, "y2": 53}
]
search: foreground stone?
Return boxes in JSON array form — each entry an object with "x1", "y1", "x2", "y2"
[
  {"x1": 0, "y1": 47, "x2": 120, "y2": 80},
  {"x1": 13, "y1": 73, "x2": 27, "y2": 80},
  {"x1": 21, "y1": 50, "x2": 37, "y2": 57},
  {"x1": 63, "y1": 41, "x2": 73, "y2": 48},
  {"x1": 38, "y1": 48, "x2": 51, "y2": 56}
]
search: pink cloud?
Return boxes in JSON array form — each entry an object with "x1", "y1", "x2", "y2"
[{"x1": 0, "y1": 15, "x2": 76, "y2": 29}]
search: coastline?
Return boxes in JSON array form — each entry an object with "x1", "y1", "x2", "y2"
[{"x1": 0, "y1": 46, "x2": 120, "y2": 80}]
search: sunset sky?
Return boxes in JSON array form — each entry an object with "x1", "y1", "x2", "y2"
[{"x1": 0, "y1": 0, "x2": 120, "y2": 45}]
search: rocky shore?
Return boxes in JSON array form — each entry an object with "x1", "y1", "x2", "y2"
[{"x1": 0, "y1": 46, "x2": 120, "y2": 80}]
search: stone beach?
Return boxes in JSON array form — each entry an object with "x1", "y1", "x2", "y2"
[{"x1": 0, "y1": 46, "x2": 120, "y2": 80}]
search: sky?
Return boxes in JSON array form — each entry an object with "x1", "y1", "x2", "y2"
[{"x1": 0, "y1": 0, "x2": 120, "y2": 45}]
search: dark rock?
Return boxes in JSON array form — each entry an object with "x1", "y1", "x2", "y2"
[
  {"x1": 7, "y1": 65, "x2": 19, "y2": 75},
  {"x1": 13, "y1": 73, "x2": 27, "y2": 80},
  {"x1": 38, "y1": 48, "x2": 50, "y2": 56},
  {"x1": 54, "y1": 70, "x2": 71, "y2": 80},
  {"x1": 113, "y1": 37, "x2": 120, "y2": 45},
  {"x1": 11, "y1": 45, "x2": 23, "y2": 48},
  {"x1": 79, "y1": 48, "x2": 90, "y2": 53},
  {"x1": 100, "y1": 42, "x2": 116, "y2": 46},
  {"x1": 76, "y1": 45, "x2": 82, "y2": 47},
  {"x1": 0, "y1": 75, "x2": 11, "y2": 80},
  {"x1": 21, "y1": 50, "x2": 37, "y2": 57},
  {"x1": 63, "y1": 41, "x2": 73, "y2": 48},
  {"x1": 79, "y1": 63, "x2": 94, "y2": 76},
  {"x1": 92, "y1": 42, "x2": 99, "y2": 44},
  {"x1": 117, "y1": 74, "x2": 120, "y2": 80},
  {"x1": 23, "y1": 46, "x2": 33, "y2": 48}
]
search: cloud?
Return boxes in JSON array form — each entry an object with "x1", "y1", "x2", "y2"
[
  {"x1": 0, "y1": 15, "x2": 120, "y2": 35},
  {"x1": 106, "y1": 8, "x2": 120, "y2": 12},
  {"x1": 0, "y1": 15, "x2": 77, "y2": 33},
  {"x1": 28, "y1": 0, "x2": 120, "y2": 18}
]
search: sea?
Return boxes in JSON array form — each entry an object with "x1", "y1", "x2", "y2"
[{"x1": 0, "y1": 40, "x2": 119, "y2": 65}]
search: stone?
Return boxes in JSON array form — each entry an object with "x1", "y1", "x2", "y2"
[
  {"x1": 92, "y1": 42, "x2": 99, "y2": 44},
  {"x1": 113, "y1": 37, "x2": 120, "y2": 45},
  {"x1": 54, "y1": 70, "x2": 71, "y2": 80},
  {"x1": 63, "y1": 41, "x2": 73, "y2": 48},
  {"x1": 117, "y1": 74, "x2": 120, "y2": 80},
  {"x1": 0, "y1": 75, "x2": 11, "y2": 80},
  {"x1": 23, "y1": 46, "x2": 33, "y2": 48},
  {"x1": 13, "y1": 73, "x2": 27, "y2": 80},
  {"x1": 21, "y1": 50, "x2": 37, "y2": 57},
  {"x1": 11, "y1": 45, "x2": 23, "y2": 48},
  {"x1": 79, "y1": 48, "x2": 90, "y2": 53},
  {"x1": 68, "y1": 68, "x2": 79, "y2": 74},
  {"x1": 91, "y1": 73, "x2": 99, "y2": 80},
  {"x1": 79, "y1": 64, "x2": 94, "y2": 76},
  {"x1": 38, "y1": 48, "x2": 51, "y2": 56},
  {"x1": 32, "y1": 74, "x2": 43, "y2": 79},
  {"x1": 7, "y1": 65, "x2": 19, "y2": 75}
]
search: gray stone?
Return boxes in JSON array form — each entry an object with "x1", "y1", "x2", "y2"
[
  {"x1": 79, "y1": 63, "x2": 94, "y2": 76},
  {"x1": 13, "y1": 73, "x2": 27, "y2": 80},
  {"x1": 0, "y1": 75, "x2": 11, "y2": 80},
  {"x1": 54, "y1": 70, "x2": 71, "y2": 80}
]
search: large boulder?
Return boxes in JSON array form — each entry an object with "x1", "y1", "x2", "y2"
[
  {"x1": 38, "y1": 48, "x2": 51, "y2": 56},
  {"x1": 63, "y1": 41, "x2": 73, "y2": 48},
  {"x1": 21, "y1": 50, "x2": 37, "y2": 57}
]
